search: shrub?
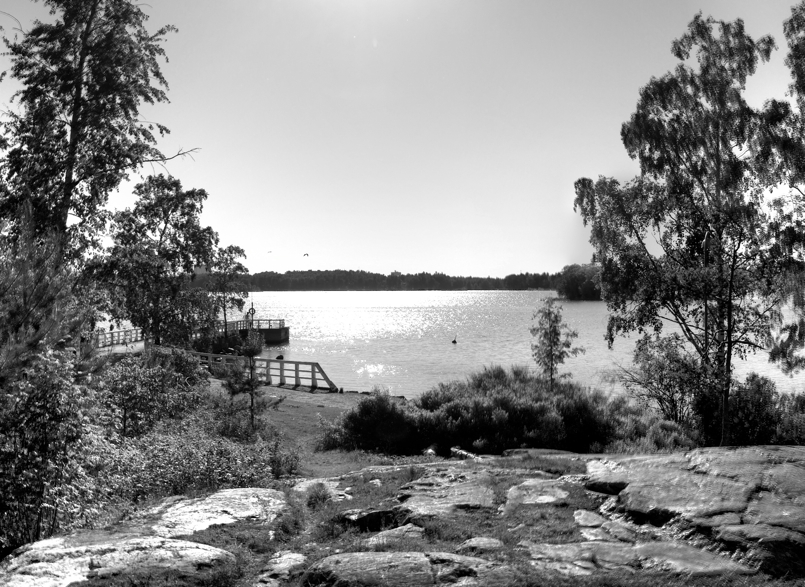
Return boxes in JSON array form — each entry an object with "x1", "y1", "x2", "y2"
[
  {"x1": 619, "y1": 334, "x2": 699, "y2": 425},
  {"x1": 337, "y1": 387, "x2": 418, "y2": 454},
  {"x1": 94, "y1": 351, "x2": 203, "y2": 437},
  {"x1": 0, "y1": 350, "x2": 95, "y2": 552},
  {"x1": 95, "y1": 415, "x2": 293, "y2": 503},
  {"x1": 321, "y1": 367, "x2": 621, "y2": 456},
  {"x1": 729, "y1": 373, "x2": 780, "y2": 446},
  {"x1": 775, "y1": 392, "x2": 805, "y2": 444}
]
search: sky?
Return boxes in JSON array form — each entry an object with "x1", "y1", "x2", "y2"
[{"x1": 0, "y1": 0, "x2": 800, "y2": 277}]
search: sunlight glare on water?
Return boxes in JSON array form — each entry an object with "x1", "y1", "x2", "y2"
[{"x1": 248, "y1": 290, "x2": 802, "y2": 399}]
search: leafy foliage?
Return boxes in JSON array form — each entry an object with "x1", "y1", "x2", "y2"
[
  {"x1": 556, "y1": 264, "x2": 601, "y2": 301},
  {"x1": 573, "y1": 13, "x2": 805, "y2": 444},
  {"x1": 0, "y1": 0, "x2": 179, "y2": 252},
  {"x1": 93, "y1": 174, "x2": 219, "y2": 345},
  {"x1": 618, "y1": 334, "x2": 701, "y2": 425},
  {"x1": 530, "y1": 298, "x2": 584, "y2": 391},
  {"x1": 207, "y1": 245, "x2": 249, "y2": 336},
  {"x1": 0, "y1": 350, "x2": 93, "y2": 552},
  {"x1": 320, "y1": 367, "x2": 616, "y2": 456},
  {"x1": 94, "y1": 348, "x2": 204, "y2": 437},
  {"x1": 218, "y1": 329, "x2": 265, "y2": 432}
]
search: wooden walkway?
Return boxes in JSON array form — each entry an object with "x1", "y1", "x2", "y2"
[
  {"x1": 178, "y1": 349, "x2": 338, "y2": 392},
  {"x1": 92, "y1": 321, "x2": 337, "y2": 391}
]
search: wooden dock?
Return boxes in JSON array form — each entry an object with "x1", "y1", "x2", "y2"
[
  {"x1": 92, "y1": 319, "x2": 289, "y2": 349},
  {"x1": 187, "y1": 350, "x2": 337, "y2": 392}
]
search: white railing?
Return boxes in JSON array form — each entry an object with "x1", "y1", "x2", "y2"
[
  {"x1": 213, "y1": 319, "x2": 286, "y2": 333},
  {"x1": 93, "y1": 328, "x2": 144, "y2": 348},
  {"x1": 190, "y1": 350, "x2": 337, "y2": 391}
]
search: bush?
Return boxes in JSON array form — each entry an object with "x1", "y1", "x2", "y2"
[
  {"x1": 337, "y1": 386, "x2": 418, "y2": 455},
  {"x1": 94, "y1": 350, "x2": 203, "y2": 437},
  {"x1": 775, "y1": 392, "x2": 805, "y2": 444},
  {"x1": 94, "y1": 413, "x2": 298, "y2": 503},
  {"x1": 605, "y1": 398, "x2": 697, "y2": 453},
  {"x1": 0, "y1": 350, "x2": 95, "y2": 552},
  {"x1": 730, "y1": 373, "x2": 779, "y2": 446},
  {"x1": 321, "y1": 367, "x2": 621, "y2": 456}
]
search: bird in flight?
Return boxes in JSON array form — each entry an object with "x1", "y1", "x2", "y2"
[{"x1": 303, "y1": 253, "x2": 309, "y2": 257}]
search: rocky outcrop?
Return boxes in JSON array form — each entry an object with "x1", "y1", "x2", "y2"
[
  {"x1": 584, "y1": 446, "x2": 805, "y2": 573},
  {"x1": 363, "y1": 523, "x2": 425, "y2": 548},
  {"x1": 0, "y1": 488, "x2": 287, "y2": 587},
  {"x1": 0, "y1": 534, "x2": 235, "y2": 587},
  {"x1": 2, "y1": 446, "x2": 803, "y2": 586},
  {"x1": 142, "y1": 487, "x2": 286, "y2": 537},
  {"x1": 255, "y1": 551, "x2": 307, "y2": 586},
  {"x1": 395, "y1": 467, "x2": 496, "y2": 518},
  {"x1": 302, "y1": 551, "x2": 517, "y2": 587},
  {"x1": 519, "y1": 540, "x2": 755, "y2": 576}
]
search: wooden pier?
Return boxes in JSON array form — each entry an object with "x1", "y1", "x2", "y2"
[
  {"x1": 92, "y1": 319, "x2": 289, "y2": 349},
  {"x1": 213, "y1": 319, "x2": 289, "y2": 344},
  {"x1": 189, "y1": 350, "x2": 337, "y2": 391}
]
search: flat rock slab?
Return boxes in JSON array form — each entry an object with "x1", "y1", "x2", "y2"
[
  {"x1": 143, "y1": 487, "x2": 286, "y2": 537},
  {"x1": 363, "y1": 524, "x2": 425, "y2": 548},
  {"x1": 0, "y1": 535, "x2": 235, "y2": 587},
  {"x1": 256, "y1": 551, "x2": 307, "y2": 586},
  {"x1": 504, "y1": 479, "x2": 569, "y2": 513},
  {"x1": 456, "y1": 537, "x2": 505, "y2": 553},
  {"x1": 396, "y1": 468, "x2": 496, "y2": 517},
  {"x1": 301, "y1": 551, "x2": 516, "y2": 587},
  {"x1": 519, "y1": 540, "x2": 755, "y2": 577},
  {"x1": 584, "y1": 446, "x2": 805, "y2": 563},
  {"x1": 574, "y1": 509, "x2": 607, "y2": 527}
]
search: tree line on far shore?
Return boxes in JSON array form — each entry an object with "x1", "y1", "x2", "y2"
[{"x1": 193, "y1": 265, "x2": 602, "y2": 300}]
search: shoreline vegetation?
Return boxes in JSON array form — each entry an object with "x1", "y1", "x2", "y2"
[{"x1": 193, "y1": 265, "x2": 603, "y2": 300}]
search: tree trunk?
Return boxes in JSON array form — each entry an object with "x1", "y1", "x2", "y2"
[{"x1": 59, "y1": 0, "x2": 101, "y2": 232}]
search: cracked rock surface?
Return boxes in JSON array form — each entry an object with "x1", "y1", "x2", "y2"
[{"x1": 2, "y1": 446, "x2": 803, "y2": 586}]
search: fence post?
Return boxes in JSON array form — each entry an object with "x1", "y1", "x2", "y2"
[
  {"x1": 311, "y1": 364, "x2": 319, "y2": 390},
  {"x1": 294, "y1": 363, "x2": 300, "y2": 387}
]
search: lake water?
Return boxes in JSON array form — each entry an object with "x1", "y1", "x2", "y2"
[{"x1": 249, "y1": 290, "x2": 803, "y2": 399}]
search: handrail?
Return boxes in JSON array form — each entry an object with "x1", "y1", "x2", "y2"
[
  {"x1": 187, "y1": 349, "x2": 337, "y2": 391},
  {"x1": 92, "y1": 328, "x2": 145, "y2": 348},
  {"x1": 92, "y1": 319, "x2": 286, "y2": 347},
  {"x1": 213, "y1": 319, "x2": 286, "y2": 333}
]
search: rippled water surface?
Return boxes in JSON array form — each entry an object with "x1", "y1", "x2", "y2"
[{"x1": 250, "y1": 290, "x2": 802, "y2": 398}]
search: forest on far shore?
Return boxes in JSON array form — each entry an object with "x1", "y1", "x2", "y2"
[{"x1": 194, "y1": 265, "x2": 601, "y2": 300}]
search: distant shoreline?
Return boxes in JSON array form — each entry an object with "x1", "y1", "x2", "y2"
[{"x1": 194, "y1": 268, "x2": 562, "y2": 292}]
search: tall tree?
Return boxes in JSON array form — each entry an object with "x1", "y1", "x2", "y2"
[
  {"x1": 573, "y1": 14, "x2": 801, "y2": 445},
  {"x1": 94, "y1": 174, "x2": 218, "y2": 345},
  {"x1": 207, "y1": 245, "x2": 249, "y2": 338},
  {"x1": 0, "y1": 0, "x2": 183, "y2": 252}
]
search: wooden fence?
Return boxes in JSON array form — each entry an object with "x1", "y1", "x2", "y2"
[
  {"x1": 189, "y1": 350, "x2": 337, "y2": 391},
  {"x1": 93, "y1": 328, "x2": 144, "y2": 348}
]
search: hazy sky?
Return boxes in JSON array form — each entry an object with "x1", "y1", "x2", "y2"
[{"x1": 0, "y1": 1, "x2": 799, "y2": 276}]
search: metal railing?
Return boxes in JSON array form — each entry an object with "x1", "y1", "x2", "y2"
[{"x1": 189, "y1": 350, "x2": 336, "y2": 391}]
